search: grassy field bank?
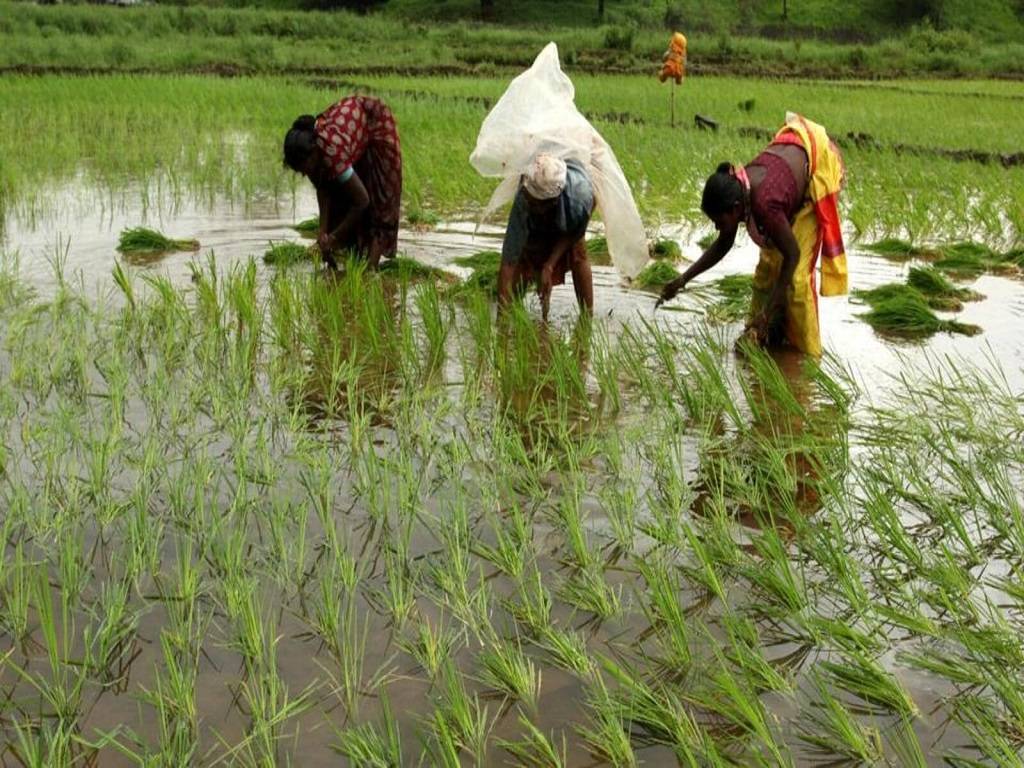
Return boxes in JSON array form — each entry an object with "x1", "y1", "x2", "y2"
[{"x1": 3, "y1": 1, "x2": 1024, "y2": 78}]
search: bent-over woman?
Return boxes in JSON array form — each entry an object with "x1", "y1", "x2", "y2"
[
  {"x1": 499, "y1": 154, "x2": 595, "y2": 321},
  {"x1": 283, "y1": 95, "x2": 402, "y2": 269},
  {"x1": 659, "y1": 113, "x2": 848, "y2": 356}
]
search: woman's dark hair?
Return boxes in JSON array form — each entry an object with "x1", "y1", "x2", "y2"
[
  {"x1": 283, "y1": 115, "x2": 317, "y2": 172},
  {"x1": 700, "y1": 162, "x2": 743, "y2": 218}
]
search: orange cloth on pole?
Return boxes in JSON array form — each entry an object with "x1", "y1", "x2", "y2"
[{"x1": 659, "y1": 32, "x2": 687, "y2": 84}]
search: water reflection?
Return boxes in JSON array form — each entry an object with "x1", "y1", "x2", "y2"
[{"x1": 692, "y1": 345, "x2": 851, "y2": 532}]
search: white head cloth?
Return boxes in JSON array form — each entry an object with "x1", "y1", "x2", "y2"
[{"x1": 522, "y1": 154, "x2": 567, "y2": 200}]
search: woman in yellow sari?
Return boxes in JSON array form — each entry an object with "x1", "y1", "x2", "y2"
[{"x1": 658, "y1": 113, "x2": 848, "y2": 357}]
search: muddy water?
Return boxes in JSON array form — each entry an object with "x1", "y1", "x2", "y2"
[
  {"x1": 5, "y1": 184, "x2": 1023, "y2": 398},
  {"x1": 3, "y1": 189, "x2": 1024, "y2": 766}
]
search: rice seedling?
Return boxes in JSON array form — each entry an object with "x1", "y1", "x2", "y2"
[
  {"x1": 399, "y1": 618, "x2": 462, "y2": 681},
  {"x1": 116, "y1": 226, "x2": 199, "y2": 254},
  {"x1": 819, "y1": 652, "x2": 918, "y2": 718},
  {"x1": 558, "y1": 565, "x2": 621, "y2": 621},
  {"x1": 263, "y1": 240, "x2": 313, "y2": 265},
  {"x1": 475, "y1": 636, "x2": 542, "y2": 711},
  {"x1": 633, "y1": 259, "x2": 679, "y2": 290},
  {"x1": 797, "y1": 672, "x2": 883, "y2": 763},
  {"x1": 332, "y1": 695, "x2": 403, "y2": 767},
  {"x1": 536, "y1": 625, "x2": 593, "y2": 676},
  {"x1": 697, "y1": 233, "x2": 717, "y2": 250},
  {"x1": 576, "y1": 673, "x2": 638, "y2": 767},
  {"x1": 498, "y1": 715, "x2": 567, "y2": 768},
  {"x1": 429, "y1": 661, "x2": 496, "y2": 764}
]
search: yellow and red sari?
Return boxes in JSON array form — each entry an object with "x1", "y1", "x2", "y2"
[{"x1": 749, "y1": 113, "x2": 848, "y2": 357}]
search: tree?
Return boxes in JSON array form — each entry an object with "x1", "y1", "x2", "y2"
[
  {"x1": 481, "y1": 0, "x2": 495, "y2": 20},
  {"x1": 598, "y1": 0, "x2": 605, "y2": 20}
]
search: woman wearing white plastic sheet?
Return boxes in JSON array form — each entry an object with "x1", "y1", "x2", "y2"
[
  {"x1": 472, "y1": 43, "x2": 647, "y2": 320},
  {"x1": 499, "y1": 153, "x2": 595, "y2": 320}
]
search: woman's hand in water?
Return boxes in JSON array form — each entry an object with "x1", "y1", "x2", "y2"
[{"x1": 656, "y1": 276, "x2": 687, "y2": 308}]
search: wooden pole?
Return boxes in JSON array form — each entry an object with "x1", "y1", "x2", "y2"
[{"x1": 670, "y1": 81, "x2": 676, "y2": 128}]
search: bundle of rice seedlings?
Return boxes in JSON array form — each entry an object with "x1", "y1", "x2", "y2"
[
  {"x1": 406, "y1": 208, "x2": 440, "y2": 230},
  {"x1": 707, "y1": 273, "x2": 753, "y2": 322},
  {"x1": 854, "y1": 281, "x2": 959, "y2": 312},
  {"x1": 859, "y1": 290, "x2": 980, "y2": 337},
  {"x1": 649, "y1": 239, "x2": 682, "y2": 261},
  {"x1": 117, "y1": 227, "x2": 199, "y2": 254},
  {"x1": 863, "y1": 239, "x2": 936, "y2": 261},
  {"x1": 263, "y1": 241, "x2": 313, "y2": 265},
  {"x1": 633, "y1": 260, "x2": 679, "y2": 290},
  {"x1": 1000, "y1": 248, "x2": 1024, "y2": 268},
  {"x1": 932, "y1": 240, "x2": 1019, "y2": 277},
  {"x1": 907, "y1": 266, "x2": 982, "y2": 309},
  {"x1": 454, "y1": 250, "x2": 501, "y2": 296},
  {"x1": 292, "y1": 217, "x2": 319, "y2": 236},
  {"x1": 586, "y1": 237, "x2": 611, "y2": 266},
  {"x1": 379, "y1": 256, "x2": 453, "y2": 283}
]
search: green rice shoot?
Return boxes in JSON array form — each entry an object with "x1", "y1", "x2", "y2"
[{"x1": 117, "y1": 226, "x2": 199, "y2": 254}]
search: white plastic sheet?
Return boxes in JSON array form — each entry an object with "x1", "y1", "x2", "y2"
[{"x1": 470, "y1": 42, "x2": 649, "y2": 279}]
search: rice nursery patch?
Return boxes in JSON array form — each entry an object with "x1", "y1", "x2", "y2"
[
  {"x1": 2, "y1": 247, "x2": 1020, "y2": 765},
  {"x1": 116, "y1": 226, "x2": 199, "y2": 255}
]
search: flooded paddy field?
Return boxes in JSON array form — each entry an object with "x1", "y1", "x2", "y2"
[{"x1": 1, "y1": 71, "x2": 1023, "y2": 766}]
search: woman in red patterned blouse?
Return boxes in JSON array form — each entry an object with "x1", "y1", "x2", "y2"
[{"x1": 283, "y1": 96, "x2": 402, "y2": 269}]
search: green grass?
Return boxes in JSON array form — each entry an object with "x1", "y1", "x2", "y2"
[{"x1": 116, "y1": 226, "x2": 199, "y2": 255}]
